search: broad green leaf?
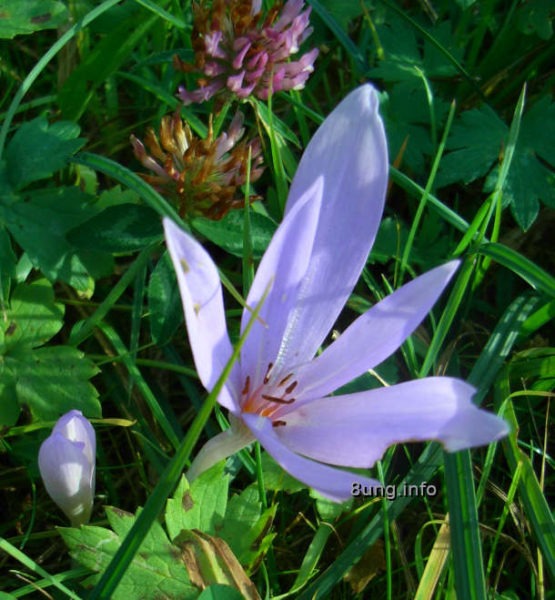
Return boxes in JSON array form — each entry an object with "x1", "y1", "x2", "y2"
[
  {"x1": 218, "y1": 485, "x2": 277, "y2": 572},
  {"x1": 437, "y1": 106, "x2": 507, "y2": 186},
  {"x1": 5, "y1": 187, "x2": 112, "y2": 294},
  {"x1": 439, "y1": 97, "x2": 555, "y2": 229},
  {"x1": 192, "y1": 211, "x2": 276, "y2": 259},
  {"x1": 12, "y1": 345, "x2": 100, "y2": 421},
  {"x1": 67, "y1": 204, "x2": 162, "y2": 254},
  {"x1": 59, "y1": 509, "x2": 197, "y2": 600},
  {"x1": 4, "y1": 116, "x2": 85, "y2": 190},
  {"x1": 0, "y1": 279, "x2": 63, "y2": 352},
  {"x1": 148, "y1": 251, "x2": 183, "y2": 345},
  {"x1": 0, "y1": 0, "x2": 68, "y2": 39},
  {"x1": 165, "y1": 463, "x2": 229, "y2": 540}
]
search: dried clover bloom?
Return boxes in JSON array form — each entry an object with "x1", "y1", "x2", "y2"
[
  {"x1": 130, "y1": 112, "x2": 264, "y2": 220},
  {"x1": 176, "y1": 0, "x2": 319, "y2": 104}
]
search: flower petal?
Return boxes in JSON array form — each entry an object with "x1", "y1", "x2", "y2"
[
  {"x1": 39, "y1": 432, "x2": 94, "y2": 526},
  {"x1": 242, "y1": 413, "x2": 382, "y2": 502},
  {"x1": 187, "y1": 416, "x2": 255, "y2": 481},
  {"x1": 276, "y1": 84, "x2": 388, "y2": 368},
  {"x1": 277, "y1": 378, "x2": 509, "y2": 467},
  {"x1": 163, "y1": 218, "x2": 238, "y2": 411},
  {"x1": 53, "y1": 409, "x2": 96, "y2": 468},
  {"x1": 294, "y1": 261, "x2": 460, "y2": 401},
  {"x1": 240, "y1": 177, "x2": 323, "y2": 386}
]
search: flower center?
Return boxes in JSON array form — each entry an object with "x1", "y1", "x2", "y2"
[{"x1": 241, "y1": 362, "x2": 297, "y2": 426}]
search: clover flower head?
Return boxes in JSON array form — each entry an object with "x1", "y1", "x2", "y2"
[
  {"x1": 164, "y1": 85, "x2": 509, "y2": 502},
  {"x1": 176, "y1": 0, "x2": 319, "y2": 104},
  {"x1": 38, "y1": 410, "x2": 96, "y2": 526},
  {"x1": 131, "y1": 111, "x2": 264, "y2": 220}
]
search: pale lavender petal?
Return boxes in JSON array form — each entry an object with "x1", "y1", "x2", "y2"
[
  {"x1": 240, "y1": 177, "x2": 323, "y2": 386},
  {"x1": 277, "y1": 378, "x2": 509, "y2": 468},
  {"x1": 163, "y1": 218, "x2": 239, "y2": 411},
  {"x1": 39, "y1": 426, "x2": 95, "y2": 526},
  {"x1": 53, "y1": 409, "x2": 96, "y2": 469},
  {"x1": 187, "y1": 416, "x2": 255, "y2": 481},
  {"x1": 242, "y1": 413, "x2": 382, "y2": 502},
  {"x1": 294, "y1": 261, "x2": 460, "y2": 401},
  {"x1": 275, "y1": 85, "x2": 388, "y2": 369}
]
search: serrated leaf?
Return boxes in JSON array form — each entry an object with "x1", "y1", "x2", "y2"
[
  {"x1": 439, "y1": 97, "x2": 555, "y2": 229},
  {"x1": 5, "y1": 187, "x2": 112, "y2": 294},
  {"x1": 5, "y1": 116, "x2": 85, "y2": 190},
  {"x1": 438, "y1": 106, "x2": 507, "y2": 187},
  {"x1": 148, "y1": 251, "x2": 183, "y2": 345},
  {"x1": 0, "y1": 279, "x2": 63, "y2": 351},
  {"x1": 191, "y1": 210, "x2": 276, "y2": 259},
  {"x1": 166, "y1": 463, "x2": 229, "y2": 540},
  {"x1": 0, "y1": 0, "x2": 68, "y2": 39},
  {"x1": 12, "y1": 345, "x2": 100, "y2": 421},
  {"x1": 218, "y1": 485, "x2": 276, "y2": 572},
  {"x1": 59, "y1": 513, "x2": 197, "y2": 600},
  {"x1": 67, "y1": 204, "x2": 162, "y2": 254}
]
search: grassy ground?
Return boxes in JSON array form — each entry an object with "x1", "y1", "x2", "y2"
[{"x1": 0, "y1": 1, "x2": 554, "y2": 598}]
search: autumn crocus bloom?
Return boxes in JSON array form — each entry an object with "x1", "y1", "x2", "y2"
[
  {"x1": 176, "y1": 0, "x2": 318, "y2": 104},
  {"x1": 164, "y1": 85, "x2": 509, "y2": 501},
  {"x1": 38, "y1": 410, "x2": 96, "y2": 526},
  {"x1": 131, "y1": 112, "x2": 263, "y2": 220}
]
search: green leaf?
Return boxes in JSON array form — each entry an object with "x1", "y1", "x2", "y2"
[
  {"x1": 5, "y1": 187, "x2": 113, "y2": 294},
  {"x1": 67, "y1": 204, "x2": 163, "y2": 254},
  {"x1": 12, "y1": 345, "x2": 100, "y2": 421},
  {"x1": 198, "y1": 585, "x2": 245, "y2": 600},
  {"x1": 0, "y1": 279, "x2": 63, "y2": 352},
  {"x1": 218, "y1": 485, "x2": 276, "y2": 572},
  {"x1": 437, "y1": 106, "x2": 507, "y2": 186},
  {"x1": 59, "y1": 508, "x2": 197, "y2": 600},
  {"x1": 0, "y1": 0, "x2": 68, "y2": 39},
  {"x1": 439, "y1": 97, "x2": 555, "y2": 229},
  {"x1": 4, "y1": 116, "x2": 85, "y2": 190},
  {"x1": 191, "y1": 211, "x2": 276, "y2": 259},
  {"x1": 148, "y1": 252, "x2": 183, "y2": 346},
  {"x1": 165, "y1": 463, "x2": 229, "y2": 540}
]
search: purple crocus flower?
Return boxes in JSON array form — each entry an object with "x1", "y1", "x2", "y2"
[
  {"x1": 164, "y1": 85, "x2": 509, "y2": 502},
  {"x1": 38, "y1": 410, "x2": 96, "y2": 525}
]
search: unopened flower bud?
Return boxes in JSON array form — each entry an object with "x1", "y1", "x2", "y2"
[{"x1": 38, "y1": 410, "x2": 96, "y2": 526}]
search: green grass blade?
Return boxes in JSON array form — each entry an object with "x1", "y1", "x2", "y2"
[
  {"x1": 99, "y1": 322, "x2": 181, "y2": 451},
  {"x1": 131, "y1": 0, "x2": 185, "y2": 28},
  {"x1": 298, "y1": 293, "x2": 539, "y2": 598},
  {"x1": 0, "y1": 0, "x2": 122, "y2": 158},
  {"x1": 500, "y1": 400, "x2": 555, "y2": 579},
  {"x1": 477, "y1": 243, "x2": 555, "y2": 297},
  {"x1": 0, "y1": 538, "x2": 82, "y2": 600},
  {"x1": 69, "y1": 245, "x2": 156, "y2": 347},
  {"x1": 307, "y1": 0, "x2": 365, "y2": 71},
  {"x1": 70, "y1": 152, "x2": 185, "y2": 226},
  {"x1": 87, "y1": 282, "x2": 270, "y2": 599},
  {"x1": 443, "y1": 451, "x2": 487, "y2": 600}
]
